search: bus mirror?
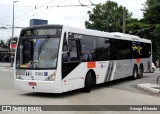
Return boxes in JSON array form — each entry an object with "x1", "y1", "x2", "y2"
[
  {"x1": 64, "y1": 39, "x2": 67, "y2": 45},
  {"x1": 64, "y1": 32, "x2": 68, "y2": 45},
  {"x1": 63, "y1": 32, "x2": 70, "y2": 52}
]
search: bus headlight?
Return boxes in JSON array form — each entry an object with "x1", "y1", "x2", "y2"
[
  {"x1": 45, "y1": 71, "x2": 56, "y2": 81},
  {"x1": 16, "y1": 72, "x2": 23, "y2": 80},
  {"x1": 16, "y1": 75, "x2": 23, "y2": 80}
]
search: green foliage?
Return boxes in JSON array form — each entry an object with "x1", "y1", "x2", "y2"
[
  {"x1": 85, "y1": 0, "x2": 160, "y2": 59},
  {"x1": 143, "y1": 0, "x2": 160, "y2": 24},
  {"x1": 146, "y1": 0, "x2": 160, "y2": 6},
  {"x1": 85, "y1": 1, "x2": 132, "y2": 32},
  {"x1": 142, "y1": 0, "x2": 160, "y2": 59},
  {"x1": 0, "y1": 40, "x2": 7, "y2": 49},
  {"x1": 126, "y1": 18, "x2": 149, "y2": 37}
]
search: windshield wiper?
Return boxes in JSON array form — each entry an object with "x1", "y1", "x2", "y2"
[
  {"x1": 29, "y1": 60, "x2": 41, "y2": 68},
  {"x1": 32, "y1": 60, "x2": 41, "y2": 63}
]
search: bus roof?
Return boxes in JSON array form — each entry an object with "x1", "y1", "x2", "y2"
[
  {"x1": 63, "y1": 25, "x2": 151, "y2": 43},
  {"x1": 21, "y1": 24, "x2": 63, "y2": 30},
  {"x1": 110, "y1": 32, "x2": 140, "y2": 40},
  {"x1": 21, "y1": 24, "x2": 151, "y2": 43}
]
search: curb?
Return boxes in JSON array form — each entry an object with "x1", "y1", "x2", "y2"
[{"x1": 135, "y1": 83, "x2": 160, "y2": 96}]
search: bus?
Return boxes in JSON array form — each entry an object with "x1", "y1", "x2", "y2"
[{"x1": 15, "y1": 25, "x2": 152, "y2": 93}]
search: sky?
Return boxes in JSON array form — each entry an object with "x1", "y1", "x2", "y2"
[{"x1": 0, "y1": 0, "x2": 146, "y2": 41}]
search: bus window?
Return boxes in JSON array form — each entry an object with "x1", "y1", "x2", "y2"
[
  {"x1": 96, "y1": 38, "x2": 110, "y2": 61},
  {"x1": 68, "y1": 40, "x2": 78, "y2": 61},
  {"x1": 80, "y1": 36, "x2": 96, "y2": 61},
  {"x1": 62, "y1": 39, "x2": 80, "y2": 78},
  {"x1": 63, "y1": 40, "x2": 78, "y2": 62},
  {"x1": 16, "y1": 38, "x2": 60, "y2": 68}
]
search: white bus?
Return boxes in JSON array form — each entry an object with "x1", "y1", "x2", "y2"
[{"x1": 15, "y1": 25, "x2": 152, "y2": 93}]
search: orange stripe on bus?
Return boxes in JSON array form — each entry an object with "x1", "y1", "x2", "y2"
[
  {"x1": 87, "y1": 62, "x2": 96, "y2": 68},
  {"x1": 136, "y1": 58, "x2": 141, "y2": 63}
]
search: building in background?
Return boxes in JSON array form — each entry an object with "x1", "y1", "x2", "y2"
[{"x1": 30, "y1": 19, "x2": 48, "y2": 26}]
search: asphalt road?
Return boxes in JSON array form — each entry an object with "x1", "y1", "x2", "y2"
[{"x1": 0, "y1": 62, "x2": 160, "y2": 114}]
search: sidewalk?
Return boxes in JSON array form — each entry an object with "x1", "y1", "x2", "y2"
[
  {"x1": 0, "y1": 62, "x2": 11, "y2": 66},
  {"x1": 135, "y1": 68, "x2": 160, "y2": 96},
  {"x1": 0, "y1": 62, "x2": 13, "y2": 70},
  {"x1": 155, "y1": 68, "x2": 160, "y2": 73}
]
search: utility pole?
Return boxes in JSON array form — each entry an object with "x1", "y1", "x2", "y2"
[
  {"x1": 11, "y1": 1, "x2": 18, "y2": 67},
  {"x1": 122, "y1": 7, "x2": 126, "y2": 33}
]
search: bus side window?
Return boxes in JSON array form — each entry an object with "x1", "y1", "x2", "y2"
[{"x1": 80, "y1": 36, "x2": 96, "y2": 61}]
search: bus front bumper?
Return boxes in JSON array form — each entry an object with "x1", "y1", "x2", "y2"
[{"x1": 15, "y1": 79, "x2": 63, "y2": 93}]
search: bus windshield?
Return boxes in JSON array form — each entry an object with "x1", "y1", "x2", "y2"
[{"x1": 16, "y1": 37, "x2": 60, "y2": 69}]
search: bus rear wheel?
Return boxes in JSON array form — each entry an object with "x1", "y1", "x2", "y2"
[
  {"x1": 132, "y1": 66, "x2": 138, "y2": 80},
  {"x1": 84, "y1": 72, "x2": 93, "y2": 92},
  {"x1": 138, "y1": 65, "x2": 143, "y2": 78}
]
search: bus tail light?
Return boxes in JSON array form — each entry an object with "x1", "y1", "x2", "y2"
[{"x1": 45, "y1": 71, "x2": 57, "y2": 81}]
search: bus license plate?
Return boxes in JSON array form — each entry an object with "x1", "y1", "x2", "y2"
[{"x1": 29, "y1": 82, "x2": 37, "y2": 86}]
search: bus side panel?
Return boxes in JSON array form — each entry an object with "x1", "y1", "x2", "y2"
[
  {"x1": 62, "y1": 61, "x2": 113, "y2": 92},
  {"x1": 62, "y1": 60, "x2": 131, "y2": 92},
  {"x1": 62, "y1": 63, "x2": 87, "y2": 92},
  {"x1": 92, "y1": 61, "x2": 114, "y2": 84},
  {"x1": 138, "y1": 57, "x2": 151, "y2": 72},
  {"x1": 62, "y1": 58, "x2": 151, "y2": 92},
  {"x1": 109, "y1": 60, "x2": 132, "y2": 81}
]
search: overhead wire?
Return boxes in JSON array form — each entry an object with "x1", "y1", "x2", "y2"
[
  {"x1": 15, "y1": 0, "x2": 97, "y2": 24},
  {"x1": 78, "y1": 0, "x2": 95, "y2": 9},
  {"x1": 15, "y1": 0, "x2": 70, "y2": 24},
  {"x1": 2, "y1": 0, "x2": 97, "y2": 26},
  {"x1": 88, "y1": 0, "x2": 95, "y2": 5},
  {"x1": 14, "y1": 0, "x2": 58, "y2": 21},
  {"x1": 4, "y1": 0, "x2": 58, "y2": 25}
]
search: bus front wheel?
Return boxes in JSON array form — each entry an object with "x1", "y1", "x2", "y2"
[{"x1": 84, "y1": 72, "x2": 93, "y2": 92}]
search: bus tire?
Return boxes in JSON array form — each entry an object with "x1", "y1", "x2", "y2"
[
  {"x1": 138, "y1": 65, "x2": 143, "y2": 78},
  {"x1": 84, "y1": 72, "x2": 93, "y2": 92},
  {"x1": 150, "y1": 68, "x2": 155, "y2": 73},
  {"x1": 132, "y1": 66, "x2": 138, "y2": 80}
]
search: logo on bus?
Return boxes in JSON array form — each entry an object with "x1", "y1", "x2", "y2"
[
  {"x1": 132, "y1": 44, "x2": 142, "y2": 55},
  {"x1": 74, "y1": 34, "x2": 82, "y2": 39},
  {"x1": 25, "y1": 71, "x2": 32, "y2": 76}
]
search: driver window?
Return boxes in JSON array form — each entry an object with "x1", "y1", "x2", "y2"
[
  {"x1": 63, "y1": 40, "x2": 78, "y2": 62},
  {"x1": 68, "y1": 40, "x2": 78, "y2": 61}
]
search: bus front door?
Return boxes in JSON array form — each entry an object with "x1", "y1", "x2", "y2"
[{"x1": 62, "y1": 39, "x2": 80, "y2": 79}]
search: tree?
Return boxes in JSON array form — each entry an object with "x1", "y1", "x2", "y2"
[
  {"x1": 85, "y1": 1, "x2": 132, "y2": 32},
  {"x1": 142, "y1": 0, "x2": 160, "y2": 59},
  {"x1": 0, "y1": 40, "x2": 7, "y2": 49},
  {"x1": 143, "y1": 0, "x2": 160, "y2": 24},
  {"x1": 125, "y1": 18, "x2": 149, "y2": 37}
]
